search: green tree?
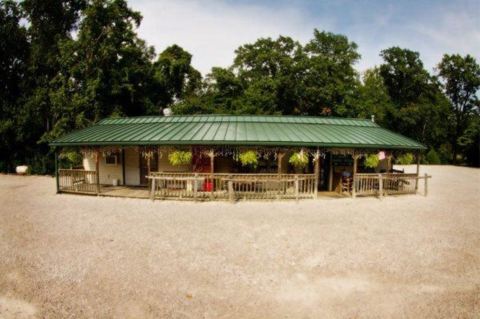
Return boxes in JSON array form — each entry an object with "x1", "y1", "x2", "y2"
[
  {"x1": 302, "y1": 30, "x2": 361, "y2": 116},
  {"x1": 457, "y1": 114, "x2": 480, "y2": 166},
  {"x1": 152, "y1": 45, "x2": 202, "y2": 110},
  {"x1": 352, "y1": 68, "x2": 393, "y2": 125},
  {"x1": 45, "y1": 0, "x2": 156, "y2": 144},
  {"x1": 0, "y1": 0, "x2": 29, "y2": 172},
  {"x1": 21, "y1": 0, "x2": 86, "y2": 134},
  {"x1": 379, "y1": 47, "x2": 450, "y2": 148},
  {"x1": 233, "y1": 36, "x2": 304, "y2": 115},
  {"x1": 437, "y1": 54, "x2": 480, "y2": 164}
]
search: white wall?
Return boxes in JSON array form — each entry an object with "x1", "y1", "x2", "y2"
[
  {"x1": 124, "y1": 148, "x2": 140, "y2": 186},
  {"x1": 83, "y1": 153, "x2": 123, "y2": 185}
]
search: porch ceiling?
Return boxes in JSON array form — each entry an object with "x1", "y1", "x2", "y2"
[{"x1": 50, "y1": 115, "x2": 426, "y2": 150}]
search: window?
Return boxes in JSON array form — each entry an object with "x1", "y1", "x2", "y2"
[{"x1": 105, "y1": 154, "x2": 118, "y2": 165}]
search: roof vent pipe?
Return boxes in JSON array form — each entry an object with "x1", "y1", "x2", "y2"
[{"x1": 371, "y1": 115, "x2": 375, "y2": 122}]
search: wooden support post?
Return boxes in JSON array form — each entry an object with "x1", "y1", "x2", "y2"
[
  {"x1": 387, "y1": 154, "x2": 393, "y2": 172},
  {"x1": 210, "y1": 149, "x2": 215, "y2": 199},
  {"x1": 147, "y1": 152, "x2": 151, "y2": 175},
  {"x1": 314, "y1": 149, "x2": 320, "y2": 199},
  {"x1": 121, "y1": 148, "x2": 126, "y2": 185},
  {"x1": 150, "y1": 177, "x2": 156, "y2": 201},
  {"x1": 294, "y1": 175, "x2": 299, "y2": 202},
  {"x1": 277, "y1": 152, "x2": 285, "y2": 175},
  {"x1": 415, "y1": 152, "x2": 420, "y2": 191},
  {"x1": 328, "y1": 153, "x2": 333, "y2": 191},
  {"x1": 55, "y1": 149, "x2": 60, "y2": 193},
  {"x1": 193, "y1": 173, "x2": 198, "y2": 201},
  {"x1": 95, "y1": 149, "x2": 100, "y2": 194},
  {"x1": 378, "y1": 173, "x2": 383, "y2": 199},
  {"x1": 424, "y1": 173, "x2": 428, "y2": 197},
  {"x1": 352, "y1": 154, "x2": 359, "y2": 198},
  {"x1": 228, "y1": 178, "x2": 234, "y2": 203}
]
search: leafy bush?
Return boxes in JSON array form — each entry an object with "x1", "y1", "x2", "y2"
[
  {"x1": 364, "y1": 154, "x2": 380, "y2": 168},
  {"x1": 239, "y1": 150, "x2": 258, "y2": 167},
  {"x1": 395, "y1": 153, "x2": 414, "y2": 165},
  {"x1": 289, "y1": 151, "x2": 309, "y2": 168},
  {"x1": 168, "y1": 150, "x2": 192, "y2": 166},
  {"x1": 59, "y1": 151, "x2": 83, "y2": 168},
  {"x1": 425, "y1": 149, "x2": 441, "y2": 164}
]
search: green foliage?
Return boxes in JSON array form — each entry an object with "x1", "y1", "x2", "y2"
[
  {"x1": 437, "y1": 54, "x2": 480, "y2": 164},
  {"x1": 364, "y1": 154, "x2": 380, "y2": 168},
  {"x1": 352, "y1": 68, "x2": 392, "y2": 125},
  {"x1": 168, "y1": 151, "x2": 192, "y2": 166},
  {"x1": 153, "y1": 45, "x2": 202, "y2": 107},
  {"x1": 0, "y1": 0, "x2": 478, "y2": 173},
  {"x1": 59, "y1": 150, "x2": 83, "y2": 168},
  {"x1": 238, "y1": 151, "x2": 258, "y2": 168},
  {"x1": 379, "y1": 47, "x2": 451, "y2": 148},
  {"x1": 395, "y1": 153, "x2": 414, "y2": 165},
  {"x1": 425, "y1": 149, "x2": 441, "y2": 165},
  {"x1": 288, "y1": 151, "x2": 309, "y2": 168}
]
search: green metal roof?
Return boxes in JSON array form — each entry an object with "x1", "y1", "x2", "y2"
[{"x1": 50, "y1": 115, "x2": 426, "y2": 150}]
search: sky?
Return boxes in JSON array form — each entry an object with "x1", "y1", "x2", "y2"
[{"x1": 130, "y1": 0, "x2": 479, "y2": 76}]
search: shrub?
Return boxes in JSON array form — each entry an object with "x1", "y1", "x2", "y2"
[
  {"x1": 239, "y1": 150, "x2": 258, "y2": 167},
  {"x1": 364, "y1": 154, "x2": 380, "y2": 168},
  {"x1": 59, "y1": 151, "x2": 83, "y2": 168},
  {"x1": 395, "y1": 153, "x2": 414, "y2": 165},
  {"x1": 168, "y1": 150, "x2": 192, "y2": 166},
  {"x1": 289, "y1": 151, "x2": 309, "y2": 168},
  {"x1": 426, "y1": 149, "x2": 441, "y2": 164}
]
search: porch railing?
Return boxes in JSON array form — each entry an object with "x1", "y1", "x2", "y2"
[
  {"x1": 58, "y1": 169, "x2": 98, "y2": 194},
  {"x1": 353, "y1": 173, "x2": 421, "y2": 197},
  {"x1": 148, "y1": 172, "x2": 317, "y2": 201}
]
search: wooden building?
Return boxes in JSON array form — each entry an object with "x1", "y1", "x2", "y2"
[{"x1": 50, "y1": 115, "x2": 427, "y2": 201}]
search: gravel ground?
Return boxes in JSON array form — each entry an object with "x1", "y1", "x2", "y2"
[{"x1": 0, "y1": 165, "x2": 479, "y2": 318}]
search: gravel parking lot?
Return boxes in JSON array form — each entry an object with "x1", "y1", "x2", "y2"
[{"x1": 0, "y1": 165, "x2": 479, "y2": 318}]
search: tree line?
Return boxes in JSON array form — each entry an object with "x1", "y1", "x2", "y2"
[{"x1": 1, "y1": 0, "x2": 479, "y2": 174}]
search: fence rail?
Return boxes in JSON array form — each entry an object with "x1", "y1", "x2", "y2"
[
  {"x1": 58, "y1": 169, "x2": 98, "y2": 194},
  {"x1": 353, "y1": 173, "x2": 428, "y2": 197},
  {"x1": 57, "y1": 169, "x2": 430, "y2": 200},
  {"x1": 148, "y1": 172, "x2": 316, "y2": 201}
]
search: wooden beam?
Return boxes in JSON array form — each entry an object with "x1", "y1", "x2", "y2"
[
  {"x1": 378, "y1": 173, "x2": 383, "y2": 199},
  {"x1": 294, "y1": 175, "x2": 299, "y2": 202},
  {"x1": 95, "y1": 149, "x2": 100, "y2": 194},
  {"x1": 54, "y1": 149, "x2": 60, "y2": 193},
  {"x1": 121, "y1": 148, "x2": 126, "y2": 185},
  {"x1": 209, "y1": 149, "x2": 215, "y2": 175},
  {"x1": 424, "y1": 173, "x2": 428, "y2": 197},
  {"x1": 415, "y1": 152, "x2": 421, "y2": 190},
  {"x1": 387, "y1": 154, "x2": 393, "y2": 172},
  {"x1": 328, "y1": 153, "x2": 333, "y2": 191},
  {"x1": 210, "y1": 149, "x2": 215, "y2": 198},
  {"x1": 352, "y1": 153, "x2": 359, "y2": 198},
  {"x1": 314, "y1": 149, "x2": 320, "y2": 198},
  {"x1": 277, "y1": 151, "x2": 285, "y2": 175}
]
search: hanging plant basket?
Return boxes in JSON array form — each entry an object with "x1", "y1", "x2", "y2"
[
  {"x1": 168, "y1": 150, "x2": 192, "y2": 166},
  {"x1": 289, "y1": 150, "x2": 309, "y2": 168},
  {"x1": 364, "y1": 154, "x2": 380, "y2": 168},
  {"x1": 238, "y1": 150, "x2": 258, "y2": 168}
]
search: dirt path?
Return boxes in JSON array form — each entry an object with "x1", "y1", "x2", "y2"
[{"x1": 0, "y1": 165, "x2": 479, "y2": 318}]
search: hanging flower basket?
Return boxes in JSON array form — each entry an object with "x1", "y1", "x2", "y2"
[
  {"x1": 168, "y1": 150, "x2": 192, "y2": 166},
  {"x1": 238, "y1": 150, "x2": 258, "y2": 168},
  {"x1": 289, "y1": 150, "x2": 309, "y2": 168},
  {"x1": 364, "y1": 154, "x2": 380, "y2": 168}
]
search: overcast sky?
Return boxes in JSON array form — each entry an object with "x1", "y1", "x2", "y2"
[{"x1": 130, "y1": 0, "x2": 479, "y2": 76}]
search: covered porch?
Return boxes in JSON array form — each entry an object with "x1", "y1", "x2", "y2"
[{"x1": 55, "y1": 145, "x2": 428, "y2": 201}]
